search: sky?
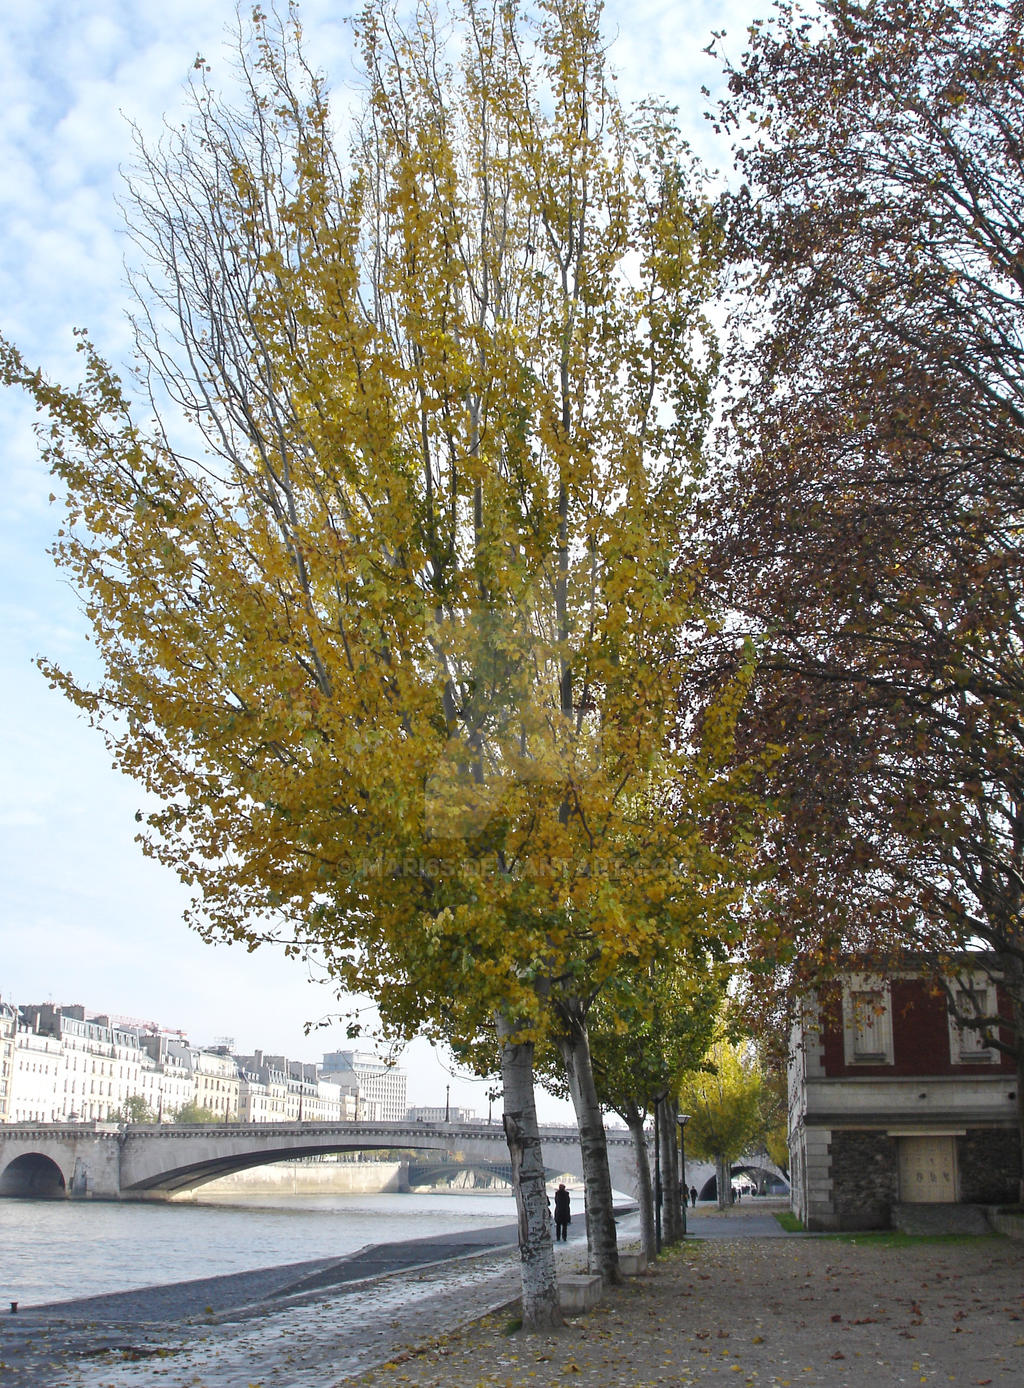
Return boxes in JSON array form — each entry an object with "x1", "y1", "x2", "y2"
[{"x1": 0, "y1": 0, "x2": 764, "y2": 1122}]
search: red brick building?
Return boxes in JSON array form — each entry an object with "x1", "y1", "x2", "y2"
[{"x1": 788, "y1": 964, "x2": 1020, "y2": 1230}]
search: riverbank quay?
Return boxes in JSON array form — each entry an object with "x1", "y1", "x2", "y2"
[
  {"x1": 355, "y1": 1223, "x2": 1024, "y2": 1387},
  {"x1": 5, "y1": 1207, "x2": 1022, "y2": 1387},
  {"x1": 0, "y1": 1220, "x2": 538, "y2": 1388}
]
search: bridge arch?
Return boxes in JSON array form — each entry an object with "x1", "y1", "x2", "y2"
[
  {"x1": 123, "y1": 1137, "x2": 422, "y2": 1196},
  {"x1": 116, "y1": 1124, "x2": 635, "y2": 1200},
  {"x1": 0, "y1": 1152, "x2": 67, "y2": 1199}
]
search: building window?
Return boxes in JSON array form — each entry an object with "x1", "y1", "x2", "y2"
[
  {"x1": 842, "y1": 979, "x2": 894, "y2": 1065},
  {"x1": 948, "y1": 983, "x2": 999, "y2": 1064}
]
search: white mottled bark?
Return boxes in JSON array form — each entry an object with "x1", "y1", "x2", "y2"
[{"x1": 498, "y1": 1015, "x2": 562, "y2": 1330}]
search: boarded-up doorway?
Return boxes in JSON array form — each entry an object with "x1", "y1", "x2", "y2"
[{"x1": 898, "y1": 1135, "x2": 956, "y2": 1203}]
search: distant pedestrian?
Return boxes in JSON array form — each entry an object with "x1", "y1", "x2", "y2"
[
  {"x1": 690, "y1": 1185, "x2": 697, "y2": 1209},
  {"x1": 553, "y1": 1182, "x2": 571, "y2": 1241}
]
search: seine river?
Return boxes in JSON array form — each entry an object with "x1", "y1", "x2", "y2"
[{"x1": 0, "y1": 1191, "x2": 519, "y2": 1310}]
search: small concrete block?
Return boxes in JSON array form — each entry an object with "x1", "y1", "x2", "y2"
[
  {"x1": 618, "y1": 1251, "x2": 647, "y2": 1275},
  {"x1": 558, "y1": 1274, "x2": 603, "y2": 1314},
  {"x1": 989, "y1": 1209, "x2": 1024, "y2": 1240}
]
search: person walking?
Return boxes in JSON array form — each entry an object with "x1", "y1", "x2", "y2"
[
  {"x1": 553, "y1": 1183, "x2": 571, "y2": 1241},
  {"x1": 690, "y1": 1185, "x2": 698, "y2": 1209}
]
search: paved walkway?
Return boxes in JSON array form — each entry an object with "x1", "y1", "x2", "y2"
[{"x1": 684, "y1": 1206, "x2": 789, "y2": 1239}]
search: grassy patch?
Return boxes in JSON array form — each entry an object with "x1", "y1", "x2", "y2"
[
  {"x1": 502, "y1": 1317, "x2": 523, "y2": 1335},
  {"x1": 827, "y1": 1231, "x2": 995, "y2": 1247},
  {"x1": 774, "y1": 1211, "x2": 804, "y2": 1232}
]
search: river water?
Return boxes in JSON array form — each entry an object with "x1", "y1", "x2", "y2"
[{"x1": 0, "y1": 1191, "x2": 519, "y2": 1310}]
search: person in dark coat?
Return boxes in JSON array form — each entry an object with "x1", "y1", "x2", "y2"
[
  {"x1": 689, "y1": 1185, "x2": 698, "y2": 1209},
  {"x1": 553, "y1": 1183, "x2": 571, "y2": 1241}
]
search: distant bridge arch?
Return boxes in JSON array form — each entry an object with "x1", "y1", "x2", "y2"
[
  {"x1": 695, "y1": 1161, "x2": 789, "y2": 1203},
  {"x1": 406, "y1": 1157, "x2": 516, "y2": 1189}
]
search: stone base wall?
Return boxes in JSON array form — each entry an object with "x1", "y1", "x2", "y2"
[
  {"x1": 802, "y1": 1125, "x2": 1021, "y2": 1227},
  {"x1": 830, "y1": 1130, "x2": 898, "y2": 1230},
  {"x1": 788, "y1": 1132, "x2": 806, "y2": 1224},
  {"x1": 791, "y1": 1124, "x2": 836, "y2": 1229},
  {"x1": 958, "y1": 1128, "x2": 1021, "y2": 1204}
]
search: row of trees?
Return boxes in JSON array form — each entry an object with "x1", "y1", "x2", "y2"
[
  {"x1": 118, "y1": 1097, "x2": 220, "y2": 1124},
  {"x1": 2, "y1": 0, "x2": 759, "y2": 1325},
  {"x1": 4, "y1": 0, "x2": 1022, "y2": 1325}
]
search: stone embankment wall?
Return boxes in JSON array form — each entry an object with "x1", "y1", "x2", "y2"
[{"x1": 187, "y1": 1159, "x2": 408, "y2": 1197}]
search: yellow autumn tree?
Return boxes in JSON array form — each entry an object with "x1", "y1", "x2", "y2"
[
  {"x1": 0, "y1": 0, "x2": 745, "y2": 1323},
  {"x1": 678, "y1": 1032, "x2": 768, "y2": 1210}
]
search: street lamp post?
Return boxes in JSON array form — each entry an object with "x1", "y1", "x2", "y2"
[
  {"x1": 676, "y1": 1113, "x2": 690, "y2": 1237},
  {"x1": 444, "y1": 1084, "x2": 450, "y2": 1124}
]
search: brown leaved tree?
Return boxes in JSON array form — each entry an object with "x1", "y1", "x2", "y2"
[{"x1": 703, "y1": 0, "x2": 1024, "y2": 1184}]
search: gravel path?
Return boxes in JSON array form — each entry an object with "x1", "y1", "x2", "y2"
[{"x1": 354, "y1": 1226, "x2": 1024, "y2": 1388}]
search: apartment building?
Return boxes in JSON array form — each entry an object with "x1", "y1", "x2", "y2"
[
  {"x1": 237, "y1": 1051, "x2": 356, "y2": 1123},
  {"x1": 321, "y1": 1050, "x2": 407, "y2": 1121},
  {"x1": 190, "y1": 1047, "x2": 241, "y2": 1121}
]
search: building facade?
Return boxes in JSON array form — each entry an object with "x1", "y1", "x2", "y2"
[
  {"x1": 236, "y1": 1052, "x2": 356, "y2": 1123},
  {"x1": 23, "y1": 1005, "x2": 150, "y2": 1123},
  {"x1": 1, "y1": 999, "x2": 407, "y2": 1128},
  {"x1": 321, "y1": 1051, "x2": 407, "y2": 1121},
  {"x1": 139, "y1": 1034, "x2": 194, "y2": 1119},
  {"x1": 407, "y1": 1105, "x2": 478, "y2": 1124},
  {"x1": 0, "y1": 1002, "x2": 17, "y2": 1123},
  {"x1": 9, "y1": 1028, "x2": 63, "y2": 1122},
  {"x1": 789, "y1": 965, "x2": 1021, "y2": 1230},
  {"x1": 190, "y1": 1047, "x2": 241, "y2": 1121}
]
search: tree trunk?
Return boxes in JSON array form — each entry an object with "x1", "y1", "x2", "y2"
[
  {"x1": 669, "y1": 1099, "x2": 684, "y2": 1239},
  {"x1": 657, "y1": 1095, "x2": 682, "y2": 1244},
  {"x1": 1006, "y1": 952, "x2": 1024, "y2": 1203},
  {"x1": 625, "y1": 1108, "x2": 656, "y2": 1265},
  {"x1": 1017, "y1": 1044, "x2": 1024, "y2": 1205},
  {"x1": 497, "y1": 1015, "x2": 562, "y2": 1330},
  {"x1": 716, "y1": 1153, "x2": 731, "y2": 1211},
  {"x1": 554, "y1": 1000, "x2": 621, "y2": 1285}
]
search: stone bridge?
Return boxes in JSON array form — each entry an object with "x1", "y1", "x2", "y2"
[{"x1": 0, "y1": 1120, "x2": 641, "y2": 1202}]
